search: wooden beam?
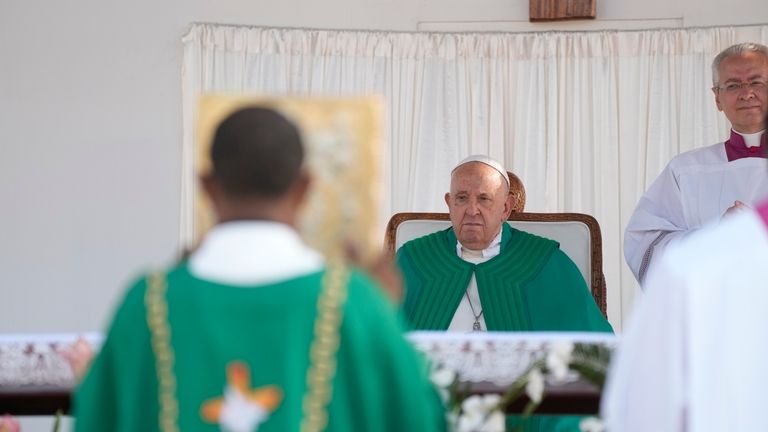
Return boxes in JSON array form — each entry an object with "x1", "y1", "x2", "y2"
[{"x1": 530, "y1": 0, "x2": 596, "y2": 21}]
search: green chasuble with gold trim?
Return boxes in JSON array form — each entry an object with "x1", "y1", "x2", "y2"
[
  {"x1": 397, "y1": 223, "x2": 611, "y2": 332},
  {"x1": 75, "y1": 264, "x2": 447, "y2": 432}
]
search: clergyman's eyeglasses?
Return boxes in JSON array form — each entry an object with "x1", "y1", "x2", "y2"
[{"x1": 713, "y1": 79, "x2": 768, "y2": 94}]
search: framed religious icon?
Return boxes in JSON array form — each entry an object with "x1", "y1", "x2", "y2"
[{"x1": 195, "y1": 95, "x2": 383, "y2": 263}]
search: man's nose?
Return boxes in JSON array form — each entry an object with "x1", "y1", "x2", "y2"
[
  {"x1": 739, "y1": 88, "x2": 757, "y2": 99},
  {"x1": 465, "y1": 200, "x2": 480, "y2": 215}
]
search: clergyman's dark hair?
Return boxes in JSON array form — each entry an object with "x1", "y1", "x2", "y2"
[{"x1": 210, "y1": 106, "x2": 304, "y2": 198}]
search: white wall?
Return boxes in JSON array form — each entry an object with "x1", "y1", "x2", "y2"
[{"x1": 2, "y1": 0, "x2": 767, "y2": 335}]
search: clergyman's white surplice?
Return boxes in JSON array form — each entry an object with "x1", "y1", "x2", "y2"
[
  {"x1": 624, "y1": 136, "x2": 768, "y2": 284},
  {"x1": 604, "y1": 208, "x2": 768, "y2": 432}
]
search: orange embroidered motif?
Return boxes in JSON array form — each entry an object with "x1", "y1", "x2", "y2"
[{"x1": 201, "y1": 361, "x2": 283, "y2": 432}]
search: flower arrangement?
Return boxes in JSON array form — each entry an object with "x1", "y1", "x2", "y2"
[{"x1": 429, "y1": 341, "x2": 612, "y2": 432}]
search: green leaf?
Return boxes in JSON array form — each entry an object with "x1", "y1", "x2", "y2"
[{"x1": 52, "y1": 409, "x2": 63, "y2": 432}]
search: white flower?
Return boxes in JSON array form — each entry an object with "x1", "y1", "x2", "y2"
[
  {"x1": 461, "y1": 395, "x2": 484, "y2": 415},
  {"x1": 457, "y1": 395, "x2": 504, "y2": 432},
  {"x1": 482, "y1": 410, "x2": 506, "y2": 432},
  {"x1": 430, "y1": 365, "x2": 457, "y2": 404},
  {"x1": 456, "y1": 413, "x2": 482, "y2": 432},
  {"x1": 479, "y1": 394, "x2": 501, "y2": 410},
  {"x1": 446, "y1": 411, "x2": 459, "y2": 430},
  {"x1": 525, "y1": 367, "x2": 545, "y2": 404},
  {"x1": 431, "y1": 365, "x2": 458, "y2": 388},
  {"x1": 546, "y1": 340, "x2": 574, "y2": 382},
  {"x1": 579, "y1": 416, "x2": 605, "y2": 432}
]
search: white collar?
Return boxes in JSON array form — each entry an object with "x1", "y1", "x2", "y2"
[
  {"x1": 455, "y1": 228, "x2": 503, "y2": 259},
  {"x1": 188, "y1": 220, "x2": 324, "y2": 286},
  {"x1": 733, "y1": 128, "x2": 765, "y2": 148}
]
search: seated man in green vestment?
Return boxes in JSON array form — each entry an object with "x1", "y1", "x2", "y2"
[
  {"x1": 75, "y1": 107, "x2": 447, "y2": 432},
  {"x1": 397, "y1": 155, "x2": 611, "y2": 432},
  {"x1": 398, "y1": 155, "x2": 611, "y2": 333}
]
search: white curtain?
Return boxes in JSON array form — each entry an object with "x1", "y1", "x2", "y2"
[{"x1": 181, "y1": 23, "x2": 768, "y2": 330}]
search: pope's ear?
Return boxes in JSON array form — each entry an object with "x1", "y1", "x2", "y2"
[
  {"x1": 502, "y1": 193, "x2": 513, "y2": 219},
  {"x1": 444, "y1": 192, "x2": 451, "y2": 208}
]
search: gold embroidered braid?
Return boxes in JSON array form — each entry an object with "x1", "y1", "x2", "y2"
[
  {"x1": 145, "y1": 272, "x2": 179, "y2": 432},
  {"x1": 300, "y1": 259, "x2": 349, "y2": 432}
]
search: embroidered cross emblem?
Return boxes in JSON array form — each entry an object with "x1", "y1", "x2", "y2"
[{"x1": 201, "y1": 361, "x2": 283, "y2": 432}]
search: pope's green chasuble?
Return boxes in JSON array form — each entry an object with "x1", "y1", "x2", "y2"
[
  {"x1": 397, "y1": 224, "x2": 611, "y2": 432},
  {"x1": 75, "y1": 264, "x2": 447, "y2": 432},
  {"x1": 398, "y1": 223, "x2": 611, "y2": 332}
]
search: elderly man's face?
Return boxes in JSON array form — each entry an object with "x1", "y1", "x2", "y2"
[
  {"x1": 713, "y1": 52, "x2": 768, "y2": 133},
  {"x1": 444, "y1": 162, "x2": 512, "y2": 250}
]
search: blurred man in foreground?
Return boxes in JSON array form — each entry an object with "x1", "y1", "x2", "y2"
[{"x1": 75, "y1": 107, "x2": 446, "y2": 432}]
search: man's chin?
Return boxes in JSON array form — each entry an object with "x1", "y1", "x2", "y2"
[
  {"x1": 734, "y1": 109, "x2": 766, "y2": 123},
  {"x1": 458, "y1": 235, "x2": 486, "y2": 250}
]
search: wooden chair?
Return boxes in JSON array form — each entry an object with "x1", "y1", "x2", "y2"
[
  {"x1": 507, "y1": 171, "x2": 526, "y2": 213},
  {"x1": 384, "y1": 212, "x2": 607, "y2": 318}
]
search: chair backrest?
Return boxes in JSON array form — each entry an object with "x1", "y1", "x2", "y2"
[
  {"x1": 384, "y1": 212, "x2": 607, "y2": 317},
  {"x1": 507, "y1": 171, "x2": 526, "y2": 212}
]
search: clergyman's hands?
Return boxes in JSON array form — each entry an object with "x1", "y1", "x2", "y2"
[
  {"x1": 722, "y1": 200, "x2": 750, "y2": 219},
  {"x1": 57, "y1": 336, "x2": 94, "y2": 383}
]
